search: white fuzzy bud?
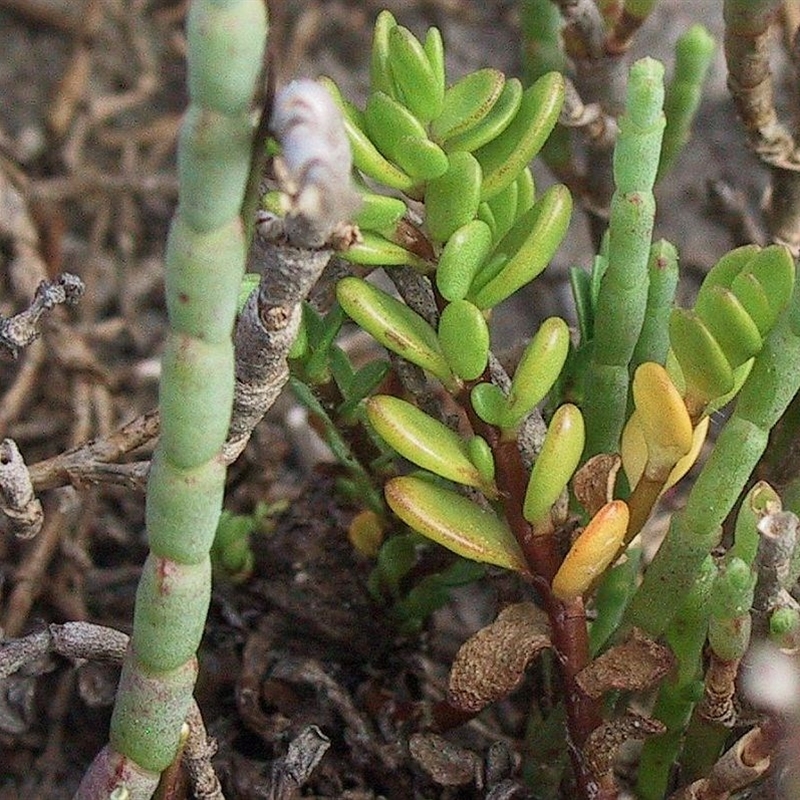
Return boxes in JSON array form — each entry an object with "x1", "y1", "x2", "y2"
[{"x1": 270, "y1": 79, "x2": 360, "y2": 247}]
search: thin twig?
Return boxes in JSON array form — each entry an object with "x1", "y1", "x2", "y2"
[
  {"x1": 28, "y1": 171, "x2": 179, "y2": 201},
  {"x1": 28, "y1": 409, "x2": 158, "y2": 491}
]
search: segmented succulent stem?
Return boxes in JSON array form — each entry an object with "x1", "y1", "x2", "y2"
[
  {"x1": 582, "y1": 57, "x2": 665, "y2": 457},
  {"x1": 77, "y1": 2, "x2": 267, "y2": 796},
  {"x1": 636, "y1": 556, "x2": 717, "y2": 800},
  {"x1": 657, "y1": 25, "x2": 715, "y2": 181}
]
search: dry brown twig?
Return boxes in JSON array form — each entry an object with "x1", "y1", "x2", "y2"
[
  {"x1": 724, "y1": 0, "x2": 800, "y2": 251},
  {"x1": 0, "y1": 621, "x2": 224, "y2": 799}
]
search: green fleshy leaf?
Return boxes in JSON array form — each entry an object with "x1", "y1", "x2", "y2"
[
  {"x1": 342, "y1": 230, "x2": 432, "y2": 272},
  {"x1": 730, "y1": 271, "x2": 771, "y2": 335},
  {"x1": 443, "y1": 77, "x2": 523, "y2": 153},
  {"x1": 424, "y1": 151, "x2": 482, "y2": 242},
  {"x1": 365, "y1": 90, "x2": 428, "y2": 163},
  {"x1": 319, "y1": 77, "x2": 417, "y2": 193},
  {"x1": 385, "y1": 476, "x2": 529, "y2": 572},
  {"x1": 470, "y1": 184, "x2": 572, "y2": 309},
  {"x1": 431, "y1": 68, "x2": 506, "y2": 142},
  {"x1": 744, "y1": 245, "x2": 795, "y2": 314},
  {"x1": 393, "y1": 135, "x2": 449, "y2": 181},
  {"x1": 366, "y1": 395, "x2": 494, "y2": 493},
  {"x1": 355, "y1": 191, "x2": 407, "y2": 235},
  {"x1": 487, "y1": 179, "x2": 519, "y2": 242},
  {"x1": 370, "y1": 10, "x2": 398, "y2": 97},
  {"x1": 695, "y1": 285, "x2": 763, "y2": 368},
  {"x1": 436, "y1": 219, "x2": 494, "y2": 302},
  {"x1": 669, "y1": 308, "x2": 734, "y2": 406},
  {"x1": 437, "y1": 299, "x2": 490, "y2": 380},
  {"x1": 337, "y1": 277, "x2": 457, "y2": 388},
  {"x1": 474, "y1": 71, "x2": 564, "y2": 200},
  {"x1": 467, "y1": 436, "x2": 495, "y2": 484},
  {"x1": 523, "y1": 404, "x2": 585, "y2": 526},
  {"x1": 505, "y1": 317, "x2": 570, "y2": 425},
  {"x1": 470, "y1": 382, "x2": 509, "y2": 427},
  {"x1": 697, "y1": 244, "x2": 759, "y2": 295},
  {"x1": 387, "y1": 24, "x2": 444, "y2": 121}
]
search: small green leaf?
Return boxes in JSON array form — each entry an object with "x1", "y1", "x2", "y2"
[
  {"x1": 374, "y1": 532, "x2": 417, "y2": 597},
  {"x1": 669, "y1": 308, "x2": 734, "y2": 407},
  {"x1": 370, "y1": 10, "x2": 398, "y2": 97},
  {"x1": 326, "y1": 344, "x2": 354, "y2": 390},
  {"x1": 698, "y1": 244, "x2": 759, "y2": 295},
  {"x1": 505, "y1": 317, "x2": 570, "y2": 426},
  {"x1": 476, "y1": 201, "x2": 497, "y2": 241},
  {"x1": 486, "y1": 179, "x2": 518, "y2": 242},
  {"x1": 523, "y1": 404, "x2": 585, "y2": 526},
  {"x1": 339, "y1": 105, "x2": 417, "y2": 192},
  {"x1": 344, "y1": 360, "x2": 391, "y2": 403},
  {"x1": 436, "y1": 219, "x2": 494, "y2": 302},
  {"x1": 393, "y1": 135, "x2": 449, "y2": 181},
  {"x1": 342, "y1": 230, "x2": 432, "y2": 272},
  {"x1": 337, "y1": 277, "x2": 456, "y2": 388},
  {"x1": 470, "y1": 382, "x2": 509, "y2": 427},
  {"x1": 470, "y1": 184, "x2": 572, "y2": 309},
  {"x1": 695, "y1": 285, "x2": 763, "y2": 368},
  {"x1": 424, "y1": 151, "x2": 482, "y2": 242},
  {"x1": 474, "y1": 71, "x2": 564, "y2": 200},
  {"x1": 355, "y1": 191, "x2": 407, "y2": 235},
  {"x1": 744, "y1": 245, "x2": 795, "y2": 314},
  {"x1": 569, "y1": 267, "x2": 594, "y2": 344},
  {"x1": 438, "y1": 299, "x2": 490, "y2": 381},
  {"x1": 730, "y1": 271, "x2": 772, "y2": 335},
  {"x1": 443, "y1": 77, "x2": 523, "y2": 153},
  {"x1": 423, "y1": 27, "x2": 446, "y2": 108},
  {"x1": 514, "y1": 166, "x2": 536, "y2": 219},
  {"x1": 387, "y1": 24, "x2": 444, "y2": 121},
  {"x1": 467, "y1": 436, "x2": 495, "y2": 484},
  {"x1": 365, "y1": 90, "x2": 428, "y2": 163},
  {"x1": 385, "y1": 476, "x2": 529, "y2": 572},
  {"x1": 318, "y1": 77, "x2": 417, "y2": 193},
  {"x1": 366, "y1": 395, "x2": 495, "y2": 492},
  {"x1": 431, "y1": 68, "x2": 506, "y2": 142}
]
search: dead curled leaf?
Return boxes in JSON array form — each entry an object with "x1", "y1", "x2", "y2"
[
  {"x1": 584, "y1": 712, "x2": 666, "y2": 778},
  {"x1": 448, "y1": 602, "x2": 551, "y2": 714},
  {"x1": 575, "y1": 628, "x2": 675, "y2": 699}
]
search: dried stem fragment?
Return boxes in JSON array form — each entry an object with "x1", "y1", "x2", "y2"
[
  {"x1": 0, "y1": 273, "x2": 85, "y2": 359},
  {"x1": 0, "y1": 439, "x2": 43, "y2": 539}
]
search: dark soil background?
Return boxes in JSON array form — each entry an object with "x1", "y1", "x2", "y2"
[{"x1": 0, "y1": 1, "x2": 784, "y2": 798}]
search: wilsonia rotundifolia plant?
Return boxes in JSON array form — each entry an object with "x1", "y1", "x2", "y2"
[
  {"x1": 4, "y1": 3, "x2": 791, "y2": 798},
  {"x1": 278, "y1": 11, "x2": 800, "y2": 799}
]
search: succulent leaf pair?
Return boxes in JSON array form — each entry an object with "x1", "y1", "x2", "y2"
[{"x1": 669, "y1": 245, "x2": 795, "y2": 414}]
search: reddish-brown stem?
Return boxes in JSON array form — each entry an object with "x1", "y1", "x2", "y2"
[{"x1": 473, "y1": 418, "x2": 604, "y2": 795}]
